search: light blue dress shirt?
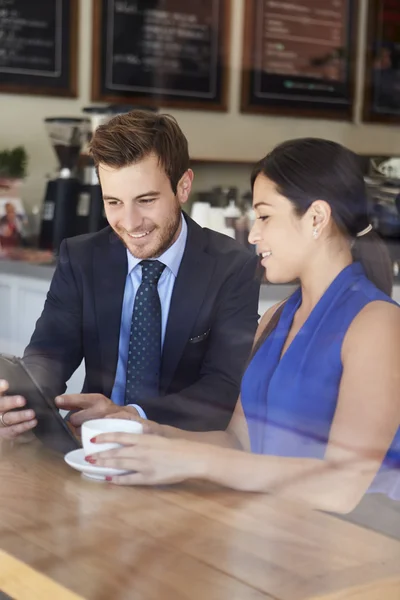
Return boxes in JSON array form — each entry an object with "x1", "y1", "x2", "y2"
[{"x1": 111, "y1": 216, "x2": 188, "y2": 417}]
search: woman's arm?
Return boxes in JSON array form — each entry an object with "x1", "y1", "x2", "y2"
[
  {"x1": 106, "y1": 396, "x2": 247, "y2": 449},
  {"x1": 198, "y1": 300, "x2": 400, "y2": 512},
  {"x1": 94, "y1": 300, "x2": 400, "y2": 514}
]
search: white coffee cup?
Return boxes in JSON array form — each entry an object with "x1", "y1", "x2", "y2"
[{"x1": 81, "y1": 418, "x2": 143, "y2": 456}]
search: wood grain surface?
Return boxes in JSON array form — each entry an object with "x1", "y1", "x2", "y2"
[
  {"x1": 0, "y1": 440, "x2": 399, "y2": 600},
  {"x1": 0, "y1": 549, "x2": 83, "y2": 599}
]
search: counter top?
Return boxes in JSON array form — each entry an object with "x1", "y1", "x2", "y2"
[
  {"x1": 0, "y1": 258, "x2": 55, "y2": 280},
  {"x1": 0, "y1": 255, "x2": 295, "y2": 296},
  {"x1": 0, "y1": 247, "x2": 55, "y2": 281},
  {"x1": 1, "y1": 257, "x2": 398, "y2": 306},
  {"x1": 1, "y1": 439, "x2": 400, "y2": 600}
]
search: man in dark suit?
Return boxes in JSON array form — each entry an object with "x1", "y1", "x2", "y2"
[{"x1": 0, "y1": 110, "x2": 260, "y2": 439}]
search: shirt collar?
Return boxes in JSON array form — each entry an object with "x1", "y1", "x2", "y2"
[{"x1": 126, "y1": 214, "x2": 187, "y2": 277}]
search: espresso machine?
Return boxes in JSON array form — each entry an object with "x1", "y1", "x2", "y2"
[
  {"x1": 39, "y1": 117, "x2": 90, "y2": 253},
  {"x1": 365, "y1": 156, "x2": 400, "y2": 278},
  {"x1": 81, "y1": 106, "x2": 114, "y2": 234}
]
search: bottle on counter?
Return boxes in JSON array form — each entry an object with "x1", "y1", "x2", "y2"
[
  {"x1": 224, "y1": 199, "x2": 241, "y2": 229},
  {"x1": 209, "y1": 203, "x2": 226, "y2": 234},
  {"x1": 192, "y1": 187, "x2": 246, "y2": 240},
  {"x1": 227, "y1": 192, "x2": 254, "y2": 249},
  {"x1": 235, "y1": 214, "x2": 249, "y2": 247},
  {"x1": 244, "y1": 191, "x2": 256, "y2": 231},
  {"x1": 190, "y1": 191, "x2": 212, "y2": 229}
]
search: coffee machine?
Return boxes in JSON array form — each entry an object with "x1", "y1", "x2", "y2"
[
  {"x1": 82, "y1": 106, "x2": 113, "y2": 234},
  {"x1": 39, "y1": 117, "x2": 90, "y2": 253},
  {"x1": 365, "y1": 156, "x2": 400, "y2": 278}
]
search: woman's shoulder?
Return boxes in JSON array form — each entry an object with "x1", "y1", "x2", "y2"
[
  {"x1": 337, "y1": 270, "x2": 397, "y2": 323},
  {"x1": 353, "y1": 271, "x2": 396, "y2": 304},
  {"x1": 348, "y1": 298, "x2": 400, "y2": 328},
  {"x1": 343, "y1": 299, "x2": 400, "y2": 361}
]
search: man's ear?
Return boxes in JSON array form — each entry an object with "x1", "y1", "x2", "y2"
[{"x1": 177, "y1": 169, "x2": 194, "y2": 205}]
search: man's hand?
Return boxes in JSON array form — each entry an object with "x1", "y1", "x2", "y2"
[
  {"x1": 0, "y1": 380, "x2": 37, "y2": 440},
  {"x1": 55, "y1": 393, "x2": 140, "y2": 428}
]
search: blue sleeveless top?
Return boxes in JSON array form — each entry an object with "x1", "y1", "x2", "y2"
[{"x1": 241, "y1": 263, "x2": 400, "y2": 499}]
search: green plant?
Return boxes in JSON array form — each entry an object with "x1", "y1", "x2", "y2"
[{"x1": 0, "y1": 146, "x2": 28, "y2": 179}]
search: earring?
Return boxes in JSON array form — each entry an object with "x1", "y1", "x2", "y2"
[{"x1": 313, "y1": 228, "x2": 319, "y2": 239}]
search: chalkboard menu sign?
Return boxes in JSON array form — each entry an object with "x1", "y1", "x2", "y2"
[
  {"x1": 363, "y1": 0, "x2": 400, "y2": 123},
  {"x1": 241, "y1": 0, "x2": 358, "y2": 120},
  {"x1": 0, "y1": 0, "x2": 78, "y2": 97},
  {"x1": 92, "y1": 0, "x2": 230, "y2": 111}
]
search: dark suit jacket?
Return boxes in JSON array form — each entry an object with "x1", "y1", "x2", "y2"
[{"x1": 23, "y1": 215, "x2": 260, "y2": 431}]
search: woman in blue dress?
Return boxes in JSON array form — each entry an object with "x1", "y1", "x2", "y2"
[{"x1": 91, "y1": 138, "x2": 400, "y2": 514}]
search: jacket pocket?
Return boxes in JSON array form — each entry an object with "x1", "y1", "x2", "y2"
[{"x1": 189, "y1": 329, "x2": 211, "y2": 344}]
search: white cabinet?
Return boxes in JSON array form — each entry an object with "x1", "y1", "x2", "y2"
[
  {"x1": 0, "y1": 274, "x2": 48, "y2": 351},
  {"x1": 0, "y1": 275, "x2": 50, "y2": 345},
  {"x1": 0, "y1": 272, "x2": 85, "y2": 393},
  {"x1": 0, "y1": 282, "x2": 12, "y2": 340}
]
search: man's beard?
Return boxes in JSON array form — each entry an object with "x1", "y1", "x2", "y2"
[{"x1": 115, "y1": 203, "x2": 182, "y2": 259}]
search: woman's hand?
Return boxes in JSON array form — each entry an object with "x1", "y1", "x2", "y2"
[
  {"x1": 85, "y1": 433, "x2": 216, "y2": 486},
  {"x1": 104, "y1": 411, "x2": 165, "y2": 437}
]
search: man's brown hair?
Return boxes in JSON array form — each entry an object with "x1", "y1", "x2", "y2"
[{"x1": 90, "y1": 110, "x2": 190, "y2": 194}]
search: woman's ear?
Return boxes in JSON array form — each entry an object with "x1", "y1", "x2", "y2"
[{"x1": 310, "y1": 200, "x2": 332, "y2": 237}]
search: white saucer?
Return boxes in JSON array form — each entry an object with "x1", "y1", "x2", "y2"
[{"x1": 64, "y1": 448, "x2": 128, "y2": 481}]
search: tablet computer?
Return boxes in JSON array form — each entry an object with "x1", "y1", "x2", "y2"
[{"x1": 0, "y1": 354, "x2": 80, "y2": 454}]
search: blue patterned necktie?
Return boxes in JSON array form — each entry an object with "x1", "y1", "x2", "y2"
[{"x1": 124, "y1": 260, "x2": 166, "y2": 405}]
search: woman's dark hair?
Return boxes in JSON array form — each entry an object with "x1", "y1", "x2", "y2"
[{"x1": 251, "y1": 138, "x2": 393, "y2": 296}]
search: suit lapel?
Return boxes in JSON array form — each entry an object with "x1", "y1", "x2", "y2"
[
  {"x1": 93, "y1": 230, "x2": 127, "y2": 397},
  {"x1": 160, "y1": 217, "x2": 215, "y2": 392}
]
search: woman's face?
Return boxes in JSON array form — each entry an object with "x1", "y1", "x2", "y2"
[{"x1": 249, "y1": 174, "x2": 315, "y2": 283}]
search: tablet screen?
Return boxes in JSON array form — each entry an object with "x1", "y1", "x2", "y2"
[{"x1": 0, "y1": 354, "x2": 80, "y2": 454}]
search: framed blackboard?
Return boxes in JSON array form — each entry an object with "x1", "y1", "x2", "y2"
[
  {"x1": 363, "y1": 0, "x2": 400, "y2": 123},
  {"x1": 241, "y1": 0, "x2": 358, "y2": 120},
  {"x1": 0, "y1": 0, "x2": 78, "y2": 97},
  {"x1": 91, "y1": 0, "x2": 230, "y2": 111}
]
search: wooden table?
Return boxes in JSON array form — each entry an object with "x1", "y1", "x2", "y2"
[{"x1": 1, "y1": 440, "x2": 400, "y2": 600}]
